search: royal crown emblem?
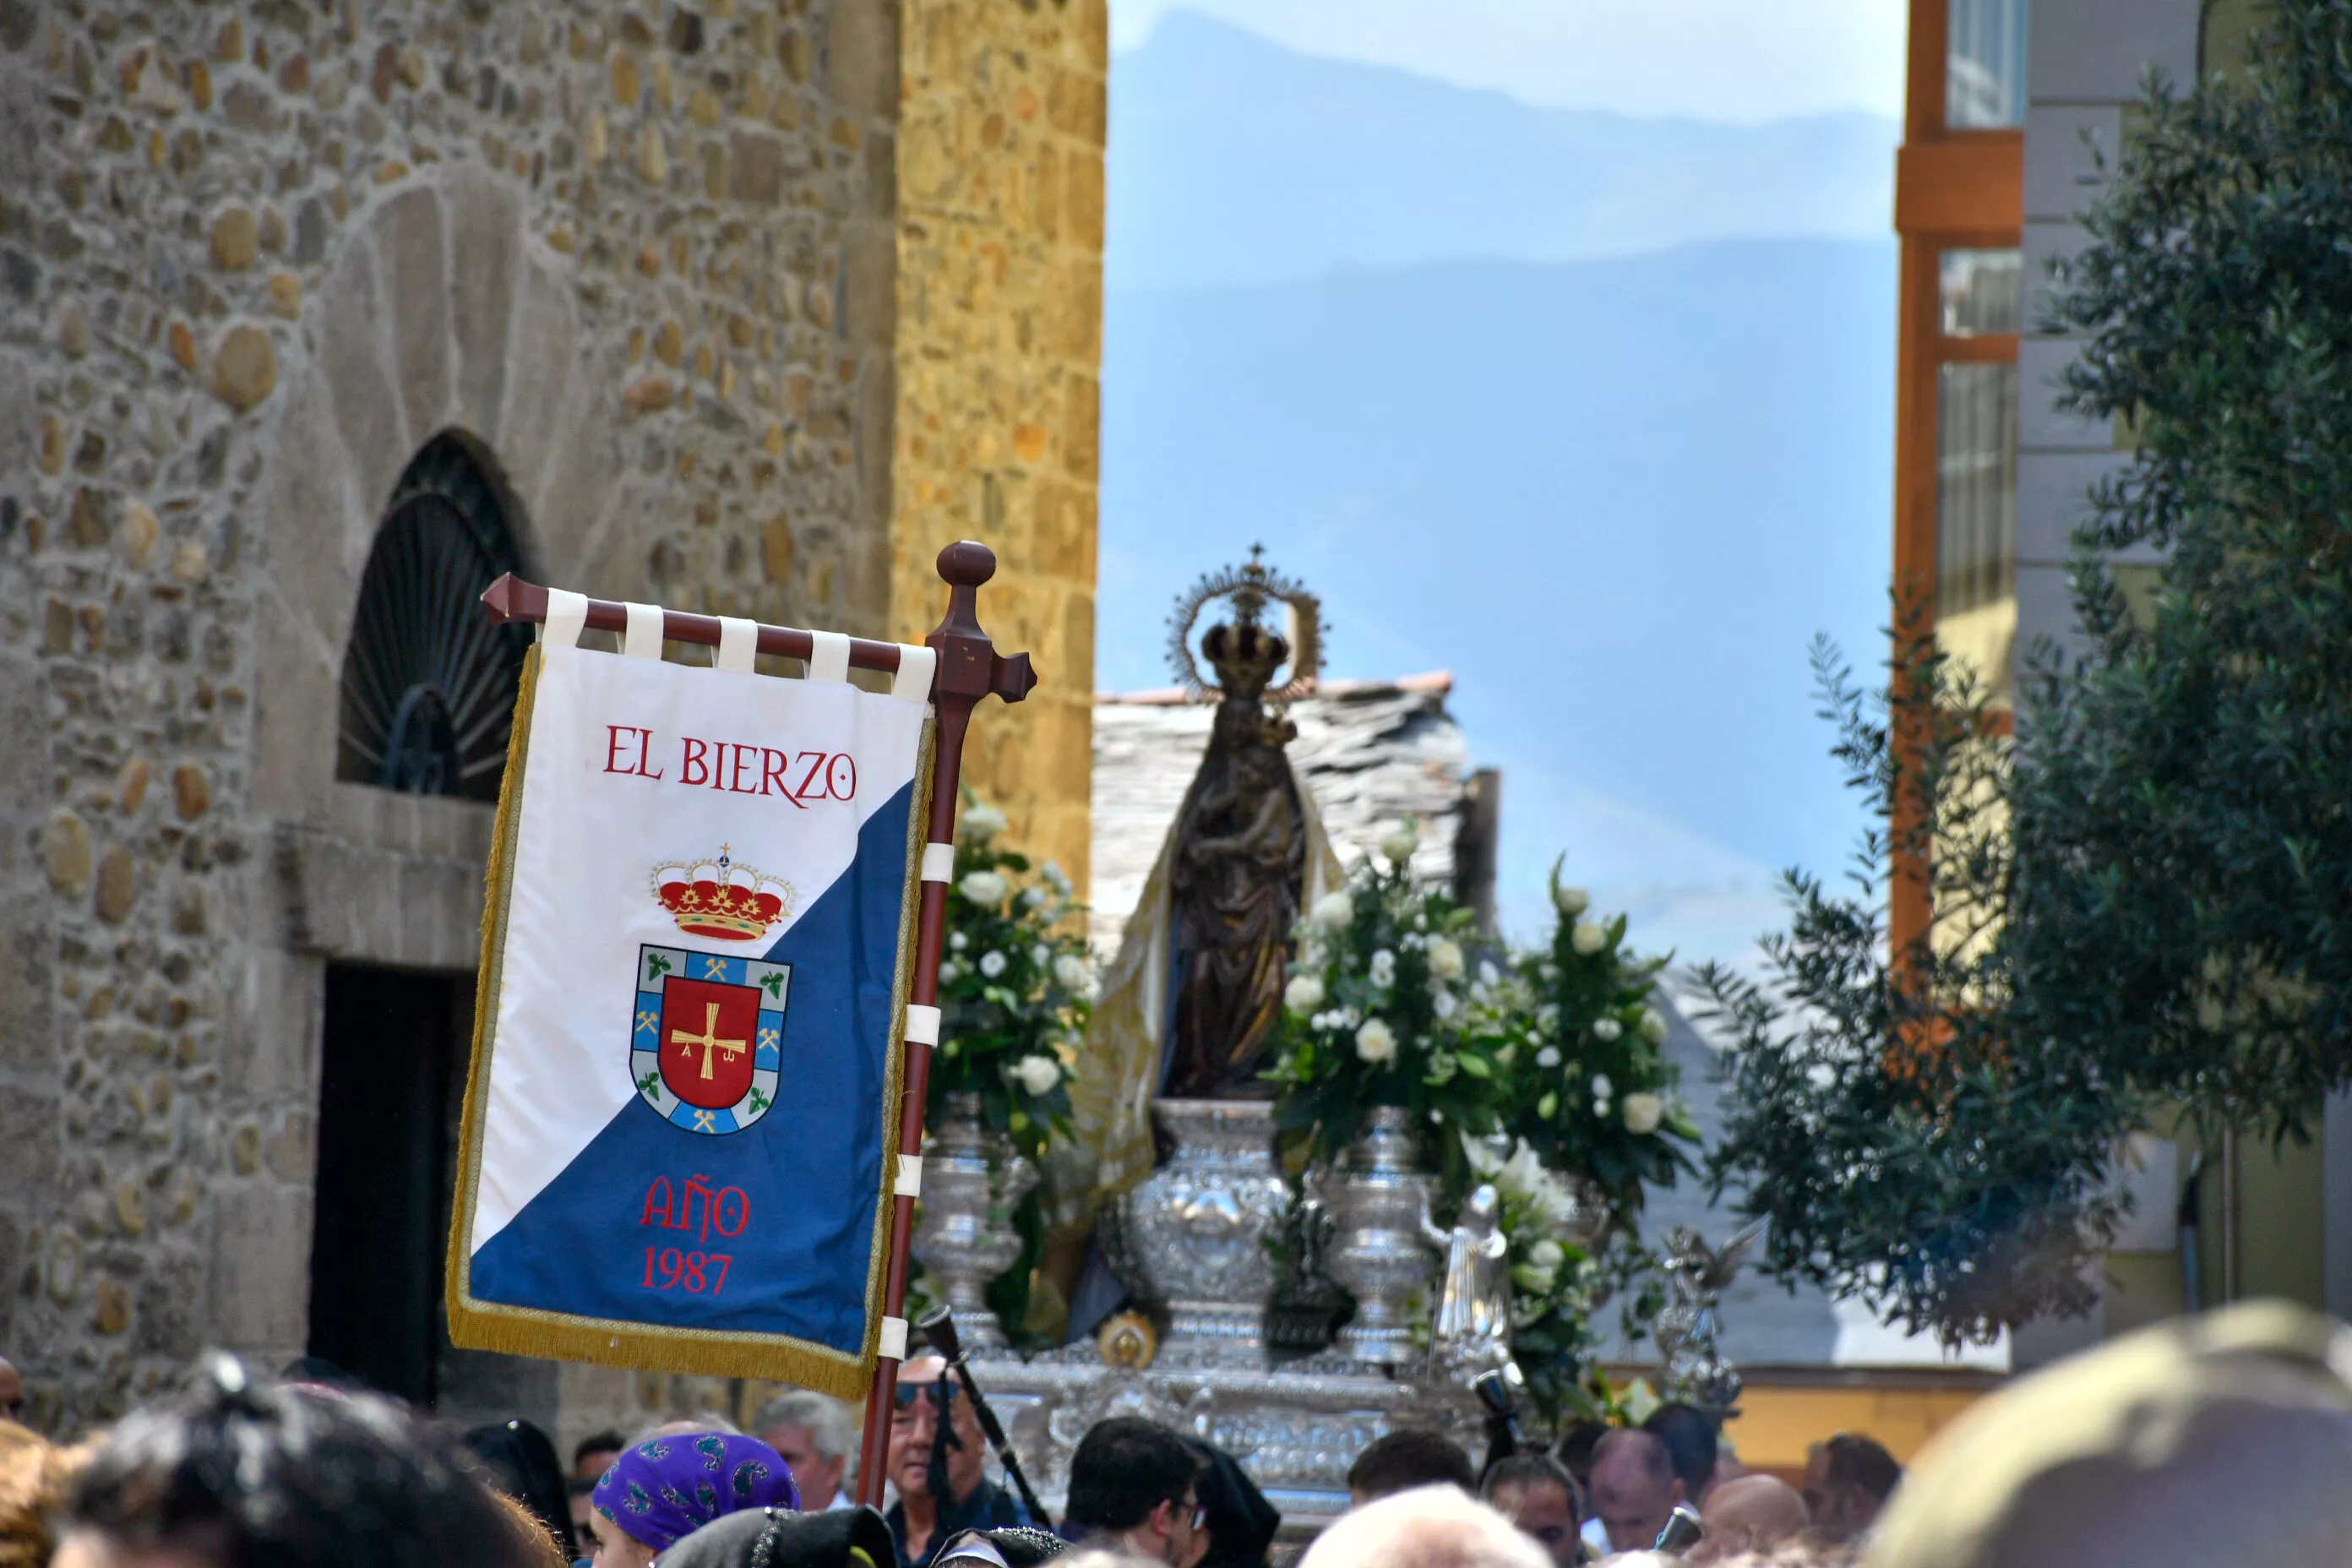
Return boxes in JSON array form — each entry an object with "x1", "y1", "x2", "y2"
[{"x1": 651, "y1": 847, "x2": 794, "y2": 942}]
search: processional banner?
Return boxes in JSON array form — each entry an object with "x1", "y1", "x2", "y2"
[{"x1": 447, "y1": 597, "x2": 936, "y2": 1398}]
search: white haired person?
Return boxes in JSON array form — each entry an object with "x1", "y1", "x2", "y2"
[
  {"x1": 754, "y1": 1390, "x2": 858, "y2": 1511},
  {"x1": 1303, "y1": 1484, "x2": 1549, "y2": 1568}
]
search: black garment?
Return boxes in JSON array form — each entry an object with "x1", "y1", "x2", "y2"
[
  {"x1": 888, "y1": 1478, "x2": 1029, "y2": 1568},
  {"x1": 933, "y1": 1526, "x2": 1068, "y2": 1567},
  {"x1": 657, "y1": 1505, "x2": 896, "y2": 1568},
  {"x1": 460, "y1": 1418, "x2": 577, "y2": 1561},
  {"x1": 1184, "y1": 1439, "x2": 1279, "y2": 1568}
]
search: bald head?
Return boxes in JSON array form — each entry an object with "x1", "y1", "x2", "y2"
[
  {"x1": 1695, "y1": 1474, "x2": 1809, "y2": 1561},
  {"x1": 1590, "y1": 1428, "x2": 1682, "y2": 1554}
]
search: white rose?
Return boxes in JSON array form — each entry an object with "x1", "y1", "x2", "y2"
[
  {"x1": 1011, "y1": 1054, "x2": 1061, "y2": 1096},
  {"x1": 938, "y1": 959, "x2": 961, "y2": 982},
  {"x1": 1622, "y1": 1092, "x2": 1664, "y2": 1135},
  {"x1": 950, "y1": 931, "x2": 969, "y2": 951},
  {"x1": 1571, "y1": 920, "x2": 1606, "y2": 956},
  {"x1": 1592, "y1": 1017, "x2": 1623, "y2": 1043},
  {"x1": 1479, "y1": 961, "x2": 1502, "y2": 989},
  {"x1": 978, "y1": 950, "x2": 1007, "y2": 978},
  {"x1": 1529, "y1": 1239, "x2": 1565, "y2": 1270},
  {"x1": 1431, "y1": 990, "x2": 1458, "y2": 1021},
  {"x1": 1310, "y1": 890, "x2": 1355, "y2": 932},
  {"x1": 1042, "y1": 859, "x2": 1072, "y2": 894},
  {"x1": 1369, "y1": 949, "x2": 1396, "y2": 988},
  {"x1": 1591, "y1": 1073, "x2": 1614, "y2": 1099},
  {"x1": 1638, "y1": 1008, "x2": 1669, "y2": 1044},
  {"x1": 960, "y1": 803, "x2": 1008, "y2": 842},
  {"x1": 1379, "y1": 820, "x2": 1419, "y2": 863},
  {"x1": 1536, "y1": 1047, "x2": 1560, "y2": 1069},
  {"x1": 1285, "y1": 973, "x2": 1326, "y2": 1014},
  {"x1": 1054, "y1": 953, "x2": 1092, "y2": 991},
  {"x1": 959, "y1": 870, "x2": 1009, "y2": 906},
  {"x1": 1553, "y1": 882, "x2": 1591, "y2": 917},
  {"x1": 1354, "y1": 1018, "x2": 1397, "y2": 1064},
  {"x1": 1428, "y1": 939, "x2": 1465, "y2": 981},
  {"x1": 1032, "y1": 945, "x2": 1052, "y2": 968},
  {"x1": 1021, "y1": 885, "x2": 1049, "y2": 910},
  {"x1": 1512, "y1": 1263, "x2": 1556, "y2": 1294}
]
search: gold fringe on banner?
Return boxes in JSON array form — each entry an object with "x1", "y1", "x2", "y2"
[{"x1": 442, "y1": 645, "x2": 937, "y2": 1402}]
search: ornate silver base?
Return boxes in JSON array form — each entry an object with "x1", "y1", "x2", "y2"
[
  {"x1": 963, "y1": 1340, "x2": 1479, "y2": 1540},
  {"x1": 961, "y1": 1099, "x2": 1475, "y2": 1542}
]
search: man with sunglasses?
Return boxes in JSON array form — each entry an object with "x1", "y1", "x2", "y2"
[
  {"x1": 887, "y1": 1355, "x2": 1031, "y2": 1567},
  {"x1": 1060, "y1": 1418, "x2": 1207, "y2": 1567}
]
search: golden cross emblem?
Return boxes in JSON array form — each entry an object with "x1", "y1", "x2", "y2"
[{"x1": 669, "y1": 1002, "x2": 749, "y2": 1080}]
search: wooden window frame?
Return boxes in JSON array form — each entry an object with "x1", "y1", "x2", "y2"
[{"x1": 1892, "y1": 0, "x2": 2025, "y2": 955}]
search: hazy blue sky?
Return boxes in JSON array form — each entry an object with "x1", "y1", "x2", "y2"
[{"x1": 1108, "y1": 0, "x2": 1908, "y2": 122}]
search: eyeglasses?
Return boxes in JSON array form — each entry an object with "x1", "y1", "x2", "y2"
[{"x1": 891, "y1": 1380, "x2": 963, "y2": 1413}]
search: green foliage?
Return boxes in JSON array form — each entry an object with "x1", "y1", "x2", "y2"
[
  {"x1": 2020, "y1": 0, "x2": 2352, "y2": 1144},
  {"x1": 929, "y1": 798, "x2": 1092, "y2": 1350},
  {"x1": 1505, "y1": 862, "x2": 1698, "y2": 1217},
  {"x1": 1694, "y1": 631, "x2": 2129, "y2": 1346},
  {"x1": 1267, "y1": 819, "x2": 1694, "y2": 1420},
  {"x1": 1262, "y1": 829, "x2": 1511, "y2": 1198},
  {"x1": 931, "y1": 797, "x2": 1091, "y2": 1165},
  {"x1": 1701, "y1": 0, "x2": 2352, "y2": 1348}
]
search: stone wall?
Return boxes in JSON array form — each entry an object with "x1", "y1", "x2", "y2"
[
  {"x1": 0, "y1": 0, "x2": 1099, "y2": 1440},
  {"x1": 889, "y1": 0, "x2": 1104, "y2": 899}
]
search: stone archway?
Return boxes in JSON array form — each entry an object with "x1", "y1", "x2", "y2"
[{"x1": 226, "y1": 165, "x2": 631, "y2": 1422}]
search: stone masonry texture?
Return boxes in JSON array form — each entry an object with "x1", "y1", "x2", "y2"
[{"x1": 0, "y1": 0, "x2": 1102, "y2": 1444}]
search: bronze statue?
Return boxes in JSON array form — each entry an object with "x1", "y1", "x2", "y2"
[{"x1": 1162, "y1": 550, "x2": 1323, "y2": 1098}]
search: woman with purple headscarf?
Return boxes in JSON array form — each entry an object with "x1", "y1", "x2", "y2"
[{"x1": 586, "y1": 1431, "x2": 800, "y2": 1566}]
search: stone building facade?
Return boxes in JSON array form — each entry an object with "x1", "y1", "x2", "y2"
[{"x1": 0, "y1": 0, "x2": 1102, "y2": 1440}]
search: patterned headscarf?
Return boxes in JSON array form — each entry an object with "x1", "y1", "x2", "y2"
[{"x1": 591, "y1": 1431, "x2": 801, "y2": 1551}]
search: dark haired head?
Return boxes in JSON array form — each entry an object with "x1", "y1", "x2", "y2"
[
  {"x1": 1817, "y1": 1431, "x2": 1901, "y2": 1502},
  {"x1": 1346, "y1": 1429, "x2": 1474, "y2": 1503},
  {"x1": 463, "y1": 1418, "x2": 576, "y2": 1560},
  {"x1": 1064, "y1": 1418, "x2": 1200, "y2": 1533},
  {"x1": 573, "y1": 1429, "x2": 627, "y2": 1471},
  {"x1": 1184, "y1": 1437, "x2": 1279, "y2": 1568},
  {"x1": 1482, "y1": 1451, "x2": 1581, "y2": 1512},
  {"x1": 65, "y1": 1354, "x2": 529, "y2": 1568},
  {"x1": 1642, "y1": 1403, "x2": 1719, "y2": 1499}
]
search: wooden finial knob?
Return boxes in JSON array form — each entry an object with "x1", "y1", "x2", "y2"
[{"x1": 936, "y1": 540, "x2": 998, "y2": 588}]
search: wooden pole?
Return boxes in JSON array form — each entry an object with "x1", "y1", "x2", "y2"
[
  {"x1": 476, "y1": 543, "x2": 1037, "y2": 1506},
  {"x1": 853, "y1": 541, "x2": 1035, "y2": 1505}
]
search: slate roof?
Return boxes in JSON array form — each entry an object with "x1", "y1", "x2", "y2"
[{"x1": 1090, "y1": 673, "x2": 1474, "y2": 954}]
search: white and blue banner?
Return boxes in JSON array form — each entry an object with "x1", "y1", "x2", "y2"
[{"x1": 446, "y1": 607, "x2": 934, "y2": 1397}]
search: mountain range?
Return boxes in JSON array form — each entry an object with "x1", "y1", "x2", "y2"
[
  {"x1": 1097, "y1": 13, "x2": 1900, "y2": 960},
  {"x1": 1108, "y1": 12, "x2": 1900, "y2": 292}
]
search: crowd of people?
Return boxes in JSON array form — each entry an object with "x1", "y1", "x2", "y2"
[{"x1": 5, "y1": 1298, "x2": 2352, "y2": 1568}]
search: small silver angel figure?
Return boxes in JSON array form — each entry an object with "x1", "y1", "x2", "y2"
[
  {"x1": 1652, "y1": 1218, "x2": 1766, "y2": 1414},
  {"x1": 1425, "y1": 1184, "x2": 1514, "y2": 1380}
]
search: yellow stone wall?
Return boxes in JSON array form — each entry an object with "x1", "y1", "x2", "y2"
[{"x1": 888, "y1": 0, "x2": 1106, "y2": 898}]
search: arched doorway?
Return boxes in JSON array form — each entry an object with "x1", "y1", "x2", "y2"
[
  {"x1": 308, "y1": 433, "x2": 530, "y2": 1406},
  {"x1": 334, "y1": 432, "x2": 533, "y2": 801}
]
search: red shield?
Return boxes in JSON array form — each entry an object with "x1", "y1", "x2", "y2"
[{"x1": 657, "y1": 977, "x2": 762, "y2": 1110}]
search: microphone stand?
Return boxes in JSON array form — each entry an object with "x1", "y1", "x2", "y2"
[{"x1": 920, "y1": 1306, "x2": 1054, "y2": 1532}]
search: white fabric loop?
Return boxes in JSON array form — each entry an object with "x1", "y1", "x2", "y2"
[
  {"x1": 622, "y1": 602, "x2": 664, "y2": 661},
  {"x1": 891, "y1": 645, "x2": 937, "y2": 703},
  {"x1": 903, "y1": 1004, "x2": 941, "y2": 1047},
  {"x1": 920, "y1": 843, "x2": 955, "y2": 883},
  {"x1": 807, "y1": 629, "x2": 851, "y2": 683},
  {"x1": 894, "y1": 1154, "x2": 924, "y2": 1198},
  {"x1": 716, "y1": 616, "x2": 760, "y2": 674},
  {"x1": 878, "y1": 1315, "x2": 909, "y2": 1362},
  {"x1": 543, "y1": 589, "x2": 589, "y2": 649}
]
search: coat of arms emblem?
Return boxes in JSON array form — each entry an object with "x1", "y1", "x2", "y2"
[{"x1": 632, "y1": 945, "x2": 790, "y2": 1135}]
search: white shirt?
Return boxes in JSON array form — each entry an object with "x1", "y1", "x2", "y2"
[{"x1": 826, "y1": 1489, "x2": 854, "y2": 1511}]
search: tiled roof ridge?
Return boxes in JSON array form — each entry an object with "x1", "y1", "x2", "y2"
[{"x1": 1096, "y1": 671, "x2": 1453, "y2": 705}]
